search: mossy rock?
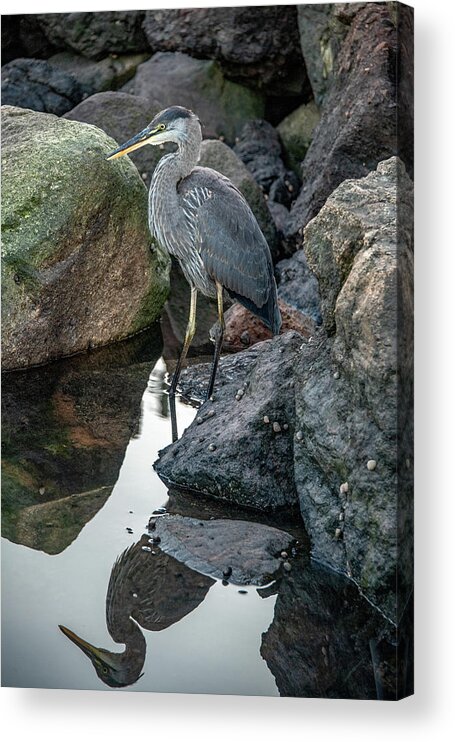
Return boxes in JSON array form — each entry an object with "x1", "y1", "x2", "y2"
[
  {"x1": 277, "y1": 101, "x2": 320, "y2": 173},
  {"x1": 1, "y1": 105, "x2": 170, "y2": 369}
]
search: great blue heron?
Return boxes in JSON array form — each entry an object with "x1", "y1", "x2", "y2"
[{"x1": 107, "y1": 106, "x2": 281, "y2": 431}]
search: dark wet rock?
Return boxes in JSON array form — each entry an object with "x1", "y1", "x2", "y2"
[
  {"x1": 1, "y1": 58, "x2": 83, "y2": 116},
  {"x1": 220, "y1": 300, "x2": 316, "y2": 353},
  {"x1": 63, "y1": 91, "x2": 169, "y2": 187},
  {"x1": 48, "y1": 51, "x2": 149, "y2": 99},
  {"x1": 260, "y1": 558, "x2": 409, "y2": 699},
  {"x1": 288, "y1": 4, "x2": 412, "y2": 243},
  {"x1": 36, "y1": 11, "x2": 148, "y2": 60},
  {"x1": 155, "y1": 332, "x2": 303, "y2": 512},
  {"x1": 297, "y1": 3, "x2": 358, "y2": 106},
  {"x1": 123, "y1": 52, "x2": 265, "y2": 145},
  {"x1": 142, "y1": 6, "x2": 306, "y2": 96},
  {"x1": 275, "y1": 250, "x2": 323, "y2": 325},
  {"x1": 1, "y1": 106, "x2": 169, "y2": 370},
  {"x1": 198, "y1": 139, "x2": 278, "y2": 258},
  {"x1": 277, "y1": 100, "x2": 320, "y2": 174},
  {"x1": 1, "y1": 328, "x2": 162, "y2": 553},
  {"x1": 233, "y1": 119, "x2": 300, "y2": 209},
  {"x1": 293, "y1": 158, "x2": 413, "y2": 622},
  {"x1": 1, "y1": 14, "x2": 55, "y2": 64},
  {"x1": 154, "y1": 514, "x2": 293, "y2": 585}
]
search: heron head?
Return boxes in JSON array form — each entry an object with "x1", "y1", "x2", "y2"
[
  {"x1": 106, "y1": 106, "x2": 200, "y2": 160},
  {"x1": 59, "y1": 624, "x2": 144, "y2": 688}
]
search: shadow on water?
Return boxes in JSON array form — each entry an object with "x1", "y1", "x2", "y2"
[
  {"x1": 1, "y1": 313, "x2": 411, "y2": 698},
  {"x1": 1, "y1": 325, "x2": 162, "y2": 553}
]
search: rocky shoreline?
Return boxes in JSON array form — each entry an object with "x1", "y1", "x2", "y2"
[{"x1": 1, "y1": 5, "x2": 414, "y2": 627}]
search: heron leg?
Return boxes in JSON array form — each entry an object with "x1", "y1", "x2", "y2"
[
  {"x1": 169, "y1": 286, "x2": 198, "y2": 397},
  {"x1": 206, "y1": 282, "x2": 225, "y2": 401}
]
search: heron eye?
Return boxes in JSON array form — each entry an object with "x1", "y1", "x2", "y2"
[
  {"x1": 102, "y1": 667, "x2": 108, "y2": 674},
  {"x1": 158, "y1": 124, "x2": 166, "y2": 131}
]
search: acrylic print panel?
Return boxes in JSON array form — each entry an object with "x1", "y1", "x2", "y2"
[{"x1": 1, "y1": 2, "x2": 414, "y2": 699}]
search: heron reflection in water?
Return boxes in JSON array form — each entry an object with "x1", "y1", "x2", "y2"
[
  {"x1": 107, "y1": 106, "x2": 281, "y2": 440},
  {"x1": 60, "y1": 536, "x2": 214, "y2": 688}
]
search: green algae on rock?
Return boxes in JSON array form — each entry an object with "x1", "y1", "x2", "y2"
[{"x1": 1, "y1": 105, "x2": 170, "y2": 370}]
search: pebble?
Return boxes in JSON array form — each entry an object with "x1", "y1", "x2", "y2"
[
  {"x1": 39, "y1": 486, "x2": 45, "y2": 495},
  {"x1": 295, "y1": 430, "x2": 303, "y2": 442},
  {"x1": 367, "y1": 459, "x2": 377, "y2": 471},
  {"x1": 333, "y1": 370, "x2": 340, "y2": 380},
  {"x1": 126, "y1": 527, "x2": 133, "y2": 534},
  {"x1": 283, "y1": 562, "x2": 292, "y2": 572},
  {"x1": 339, "y1": 482, "x2": 349, "y2": 494},
  {"x1": 263, "y1": 415, "x2": 270, "y2": 424},
  {"x1": 273, "y1": 422, "x2": 281, "y2": 433},
  {"x1": 206, "y1": 409, "x2": 215, "y2": 419},
  {"x1": 223, "y1": 567, "x2": 232, "y2": 578},
  {"x1": 153, "y1": 507, "x2": 167, "y2": 515},
  {"x1": 283, "y1": 423, "x2": 289, "y2": 431},
  {"x1": 132, "y1": 593, "x2": 138, "y2": 599},
  {"x1": 339, "y1": 512, "x2": 344, "y2": 522},
  {"x1": 141, "y1": 546, "x2": 152, "y2": 552},
  {"x1": 238, "y1": 590, "x2": 248, "y2": 595},
  {"x1": 208, "y1": 443, "x2": 217, "y2": 452},
  {"x1": 280, "y1": 551, "x2": 288, "y2": 559},
  {"x1": 196, "y1": 416, "x2": 203, "y2": 425},
  {"x1": 240, "y1": 330, "x2": 250, "y2": 345},
  {"x1": 335, "y1": 528, "x2": 343, "y2": 540}
]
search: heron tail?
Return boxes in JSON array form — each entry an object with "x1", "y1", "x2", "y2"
[{"x1": 228, "y1": 284, "x2": 282, "y2": 336}]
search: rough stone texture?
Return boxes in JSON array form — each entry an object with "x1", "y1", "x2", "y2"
[
  {"x1": 297, "y1": 3, "x2": 361, "y2": 106},
  {"x1": 63, "y1": 91, "x2": 170, "y2": 187},
  {"x1": 1, "y1": 328, "x2": 162, "y2": 551},
  {"x1": 198, "y1": 139, "x2": 278, "y2": 258},
  {"x1": 48, "y1": 51, "x2": 150, "y2": 98},
  {"x1": 1, "y1": 14, "x2": 55, "y2": 64},
  {"x1": 277, "y1": 100, "x2": 321, "y2": 174},
  {"x1": 123, "y1": 52, "x2": 265, "y2": 144},
  {"x1": 288, "y1": 3, "x2": 409, "y2": 244},
  {"x1": 36, "y1": 11, "x2": 148, "y2": 60},
  {"x1": 142, "y1": 6, "x2": 306, "y2": 96},
  {"x1": 293, "y1": 158, "x2": 413, "y2": 622},
  {"x1": 275, "y1": 249, "x2": 323, "y2": 325},
  {"x1": 220, "y1": 299, "x2": 316, "y2": 353},
  {"x1": 1, "y1": 58, "x2": 83, "y2": 116},
  {"x1": 154, "y1": 332, "x2": 303, "y2": 512},
  {"x1": 1, "y1": 106, "x2": 169, "y2": 370},
  {"x1": 153, "y1": 514, "x2": 293, "y2": 585},
  {"x1": 260, "y1": 557, "x2": 406, "y2": 699},
  {"x1": 233, "y1": 119, "x2": 300, "y2": 209}
]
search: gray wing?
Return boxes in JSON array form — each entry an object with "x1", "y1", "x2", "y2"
[{"x1": 178, "y1": 167, "x2": 274, "y2": 308}]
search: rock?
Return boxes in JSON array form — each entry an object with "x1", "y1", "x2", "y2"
[
  {"x1": 297, "y1": 3, "x2": 357, "y2": 106},
  {"x1": 142, "y1": 6, "x2": 306, "y2": 96},
  {"x1": 275, "y1": 250, "x2": 322, "y2": 325},
  {"x1": 1, "y1": 327, "x2": 162, "y2": 551},
  {"x1": 63, "y1": 91, "x2": 169, "y2": 187},
  {"x1": 220, "y1": 299, "x2": 316, "y2": 353},
  {"x1": 154, "y1": 514, "x2": 293, "y2": 585},
  {"x1": 293, "y1": 158, "x2": 413, "y2": 622},
  {"x1": 154, "y1": 332, "x2": 303, "y2": 512},
  {"x1": 277, "y1": 100, "x2": 321, "y2": 174},
  {"x1": 260, "y1": 558, "x2": 409, "y2": 699},
  {"x1": 124, "y1": 52, "x2": 265, "y2": 145},
  {"x1": 288, "y1": 4, "x2": 413, "y2": 243},
  {"x1": 1, "y1": 58, "x2": 83, "y2": 116},
  {"x1": 198, "y1": 139, "x2": 278, "y2": 259},
  {"x1": 1, "y1": 106, "x2": 169, "y2": 370},
  {"x1": 36, "y1": 11, "x2": 148, "y2": 60},
  {"x1": 48, "y1": 51, "x2": 149, "y2": 98},
  {"x1": 1, "y1": 14, "x2": 55, "y2": 64},
  {"x1": 233, "y1": 119, "x2": 300, "y2": 209}
]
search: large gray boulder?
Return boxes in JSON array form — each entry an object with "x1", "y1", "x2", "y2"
[
  {"x1": 1, "y1": 106, "x2": 169, "y2": 370},
  {"x1": 36, "y1": 11, "x2": 147, "y2": 60},
  {"x1": 1, "y1": 58, "x2": 83, "y2": 115},
  {"x1": 47, "y1": 51, "x2": 149, "y2": 99},
  {"x1": 142, "y1": 6, "x2": 306, "y2": 96},
  {"x1": 287, "y1": 3, "x2": 414, "y2": 245},
  {"x1": 123, "y1": 52, "x2": 265, "y2": 144}
]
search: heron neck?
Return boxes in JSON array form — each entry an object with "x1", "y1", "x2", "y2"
[{"x1": 175, "y1": 125, "x2": 202, "y2": 179}]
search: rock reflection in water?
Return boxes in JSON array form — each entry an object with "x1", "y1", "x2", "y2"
[
  {"x1": 260, "y1": 557, "x2": 413, "y2": 700},
  {"x1": 1, "y1": 326, "x2": 162, "y2": 553},
  {"x1": 60, "y1": 534, "x2": 214, "y2": 688}
]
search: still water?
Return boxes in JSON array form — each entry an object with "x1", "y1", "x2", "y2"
[{"x1": 2, "y1": 325, "x2": 401, "y2": 698}]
